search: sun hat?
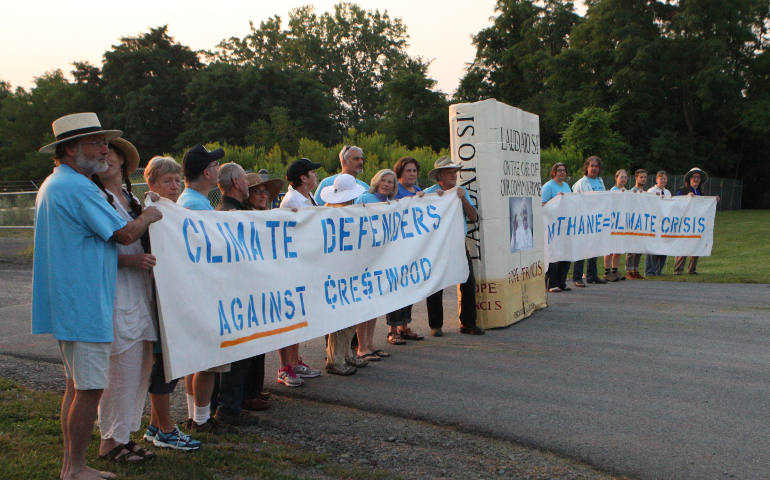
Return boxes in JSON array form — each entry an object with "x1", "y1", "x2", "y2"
[
  {"x1": 39, "y1": 112, "x2": 122, "y2": 154},
  {"x1": 246, "y1": 172, "x2": 284, "y2": 202},
  {"x1": 320, "y1": 173, "x2": 366, "y2": 204},
  {"x1": 183, "y1": 144, "x2": 224, "y2": 179},
  {"x1": 684, "y1": 167, "x2": 708, "y2": 185},
  {"x1": 109, "y1": 137, "x2": 140, "y2": 175},
  {"x1": 428, "y1": 156, "x2": 462, "y2": 181},
  {"x1": 286, "y1": 158, "x2": 322, "y2": 183}
]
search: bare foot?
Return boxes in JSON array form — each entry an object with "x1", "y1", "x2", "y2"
[{"x1": 64, "y1": 465, "x2": 116, "y2": 480}]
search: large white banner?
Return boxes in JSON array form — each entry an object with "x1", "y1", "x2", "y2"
[
  {"x1": 148, "y1": 192, "x2": 469, "y2": 380},
  {"x1": 543, "y1": 192, "x2": 717, "y2": 263},
  {"x1": 449, "y1": 99, "x2": 547, "y2": 328}
]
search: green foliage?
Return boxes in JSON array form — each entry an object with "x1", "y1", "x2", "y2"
[
  {"x1": 211, "y1": 3, "x2": 416, "y2": 130},
  {"x1": 539, "y1": 145, "x2": 583, "y2": 183},
  {"x1": 561, "y1": 106, "x2": 630, "y2": 174},
  {"x1": 101, "y1": 26, "x2": 201, "y2": 161}
]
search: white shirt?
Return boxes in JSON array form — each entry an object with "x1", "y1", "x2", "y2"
[
  {"x1": 280, "y1": 185, "x2": 315, "y2": 209},
  {"x1": 647, "y1": 185, "x2": 671, "y2": 198}
]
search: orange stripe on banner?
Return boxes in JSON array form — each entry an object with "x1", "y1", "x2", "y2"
[
  {"x1": 611, "y1": 231, "x2": 656, "y2": 237},
  {"x1": 660, "y1": 234, "x2": 702, "y2": 239},
  {"x1": 220, "y1": 321, "x2": 309, "y2": 348}
]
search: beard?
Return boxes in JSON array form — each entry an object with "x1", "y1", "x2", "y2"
[{"x1": 74, "y1": 147, "x2": 108, "y2": 175}]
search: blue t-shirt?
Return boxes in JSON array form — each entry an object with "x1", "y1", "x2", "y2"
[
  {"x1": 424, "y1": 184, "x2": 476, "y2": 235},
  {"x1": 610, "y1": 186, "x2": 624, "y2": 192},
  {"x1": 177, "y1": 187, "x2": 214, "y2": 211},
  {"x1": 395, "y1": 183, "x2": 422, "y2": 199},
  {"x1": 32, "y1": 164, "x2": 127, "y2": 342},
  {"x1": 314, "y1": 174, "x2": 370, "y2": 206},
  {"x1": 541, "y1": 179, "x2": 571, "y2": 204},
  {"x1": 354, "y1": 192, "x2": 387, "y2": 204}
]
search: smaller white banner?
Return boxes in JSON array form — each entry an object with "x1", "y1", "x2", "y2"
[
  {"x1": 543, "y1": 192, "x2": 717, "y2": 263},
  {"x1": 148, "y1": 191, "x2": 469, "y2": 380}
]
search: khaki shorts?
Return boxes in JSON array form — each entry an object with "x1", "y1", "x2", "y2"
[
  {"x1": 58, "y1": 340, "x2": 111, "y2": 390},
  {"x1": 205, "y1": 363, "x2": 230, "y2": 373}
]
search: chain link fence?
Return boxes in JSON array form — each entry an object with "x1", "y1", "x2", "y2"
[{"x1": 0, "y1": 172, "x2": 742, "y2": 229}]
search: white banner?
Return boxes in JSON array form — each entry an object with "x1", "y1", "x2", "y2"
[
  {"x1": 148, "y1": 192, "x2": 469, "y2": 380},
  {"x1": 543, "y1": 192, "x2": 717, "y2": 263}
]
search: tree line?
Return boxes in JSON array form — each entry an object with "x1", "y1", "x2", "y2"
[{"x1": 0, "y1": 1, "x2": 767, "y2": 207}]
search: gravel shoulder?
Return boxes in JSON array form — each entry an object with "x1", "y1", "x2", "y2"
[{"x1": 0, "y1": 236, "x2": 624, "y2": 479}]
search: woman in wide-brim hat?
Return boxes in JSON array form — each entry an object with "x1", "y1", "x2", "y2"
[
  {"x1": 320, "y1": 173, "x2": 366, "y2": 205},
  {"x1": 246, "y1": 173, "x2": 284, "y2": 210},
  {"x1": 93, "y1": 136, "x2": 159, "y2": 462},
  {"x1": 673, "y1": 167, "x2": 709, "y2": 275}
]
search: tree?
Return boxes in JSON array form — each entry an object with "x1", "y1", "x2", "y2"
[
  {"x1": 379, "y1": 61, "x2": 449, "y2": 150},
  {"x1": 212, "y1": 3, "x2": 414, "y2": 130},
  {"x1": 0, "y1": 71, "x2": 94, "y2": 181},
  {"x1": 561, "y1": 106, "x2": 630, "y2": 174},
  {"x1": 101, "y1": 26, "x2": 201, "y2": 160}
]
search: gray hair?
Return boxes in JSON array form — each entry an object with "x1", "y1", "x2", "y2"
[
  {"x1": 369, "y1": 169, "x2": 397, "y2": 200},
  {"x1": 144, "y1": 156, "x2": 181, "y2": 185},
  {"x1": 217, "y1": 162, "x2": 246, "y2": 192},
  {"x1": 339, "y1": 145, "x2": 363, "y2": 165}
]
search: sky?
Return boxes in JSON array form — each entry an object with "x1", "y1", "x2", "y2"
[{"x1": 0, "y1": 0, "x2": 513, "y2": 96}]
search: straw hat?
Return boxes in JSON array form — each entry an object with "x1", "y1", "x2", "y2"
[
  {"x1": 39, "y1": 112, "x2": 122, "y2": 154},
  {"x1": 109, "y1": 137, "x2": 140, "y2": 175},
  {"x1": 320, "y1": 174, "x2": 366, "y2": 204},
  {"x1": 428, "y1": 156, "x2": 462, "y2": 181},
  {"x1": 246, "y1": 172, "x2": 284, "y2": 202}
]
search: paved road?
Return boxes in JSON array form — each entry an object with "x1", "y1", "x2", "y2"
[{"x1": 1, "y1": 267, "x2": 768, "y2": 479}]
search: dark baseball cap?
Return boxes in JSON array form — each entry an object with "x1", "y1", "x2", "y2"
[
  {"x1": 286, "y1": 158, "x2": 322, "y2": 183},
  {"x1": 183, "y1": 144, "x2": 225, "y2": 178}
]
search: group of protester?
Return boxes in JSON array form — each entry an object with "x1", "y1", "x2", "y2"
[
  {"x1": 32, "y1": 113, "x2": 484, "y2": 479},
  {"x1": 542, "y1": 156, "x2": 710, "y2": 293}
]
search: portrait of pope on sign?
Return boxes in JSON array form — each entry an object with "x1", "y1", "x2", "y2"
[{"x1": 509, "y1": 197, "x2": 533, "y2": 253}]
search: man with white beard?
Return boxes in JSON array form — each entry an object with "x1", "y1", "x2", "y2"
[{"x1": 33, "y1": 113, "x2": 162, "y2": 480}]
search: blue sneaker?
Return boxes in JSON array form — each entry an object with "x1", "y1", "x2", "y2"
[
  {"x1": 153, "y1": 426, "x2": 201, "y2": 451},
  {"x1": 143, "y1": 424, "x2": 159, "y2": 443}
]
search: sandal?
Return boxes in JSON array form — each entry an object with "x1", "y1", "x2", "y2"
[
  {"x1": 372, "y1": 349, "x2": 390, "y2": 358},
  {"x1": 358, "y1": 352, "x2": 381, "y2": 361},
  {"x1": 126, "y1": 440, "x2": 155, "y2": 459},
  {"x1": 387, "y1": 333, "x2": 406, "y2": 345},
  {"x1": 99, "y1": 443, "x2": 145, "y2": 464},
  {"x1": 548, "y1": 286, "x2": 562, "y2": 293},
  {"x1": 399, "y1": 329, "x2": 424, "y2": 340}
]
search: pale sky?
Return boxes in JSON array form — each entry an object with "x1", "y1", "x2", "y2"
[{"x1": 0, "y1": 0, "x2": 511, "y2": 96}]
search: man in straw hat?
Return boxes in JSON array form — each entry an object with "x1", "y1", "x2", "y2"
[
  {"x1": 423, "y1": 156, "x2": 484, "y2": 336},
  {"x1": 33, "y1": 112, "x2": 162, "y2": 480}
]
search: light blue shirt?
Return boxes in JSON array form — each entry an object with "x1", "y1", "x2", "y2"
[
  {"x1": 572, "y1": 175, "x2": 606, "y2": 193},
  {"x1": 177, "y1": 187, "x2": 214, "y2": 211},
  {"x1": 32, "y1": 164, "x2": 127, "y2": 342},
  {"x1": 314, "y1": 174, "x2": 369, "y2": 206},
  {"x1": 354, "y1": 192, "x2": 387, "y2": 204},
  {"x1": 395, "y1": 183, "x2": 421, "y2": 199},
  {"x1": 541, "y1": 179, "x2": 571, "y2": 204},
  {"x1": 424, "y1": 184, "x2": 476, "y2": 235}
]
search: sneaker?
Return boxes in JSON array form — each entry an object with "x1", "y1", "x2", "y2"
[
  {"x1": 574, "y1": 280, "x2": 586, "y2": 288},
  {"x1": 154, "y1": 426, "x2": 202, "y2": 451},
  {"x1": 193, "y1": 416, "x2": 232, "y2": 434},
  {"x1": 294, "y1": 359, "x2": 321, "y2": 378},
  {"x1": 277, "y1": 365, "x2": 304, "y2": 387},
  {"x1": 143, "y1": 424, "x2": 159, "y2": 443}
]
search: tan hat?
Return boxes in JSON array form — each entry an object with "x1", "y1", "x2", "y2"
[
  {"x1": 39, "y1": 112, "x2": 122, "y2": 154},
  {"x1": 428, "y1": 156, "x2": 462, "y2": 181},
  {"x1": 246, "y1": 172, "x2": 284, "y2": 202},
  {"x1": 109, "y1": 137, "x2": 140, "y2": 176}
]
